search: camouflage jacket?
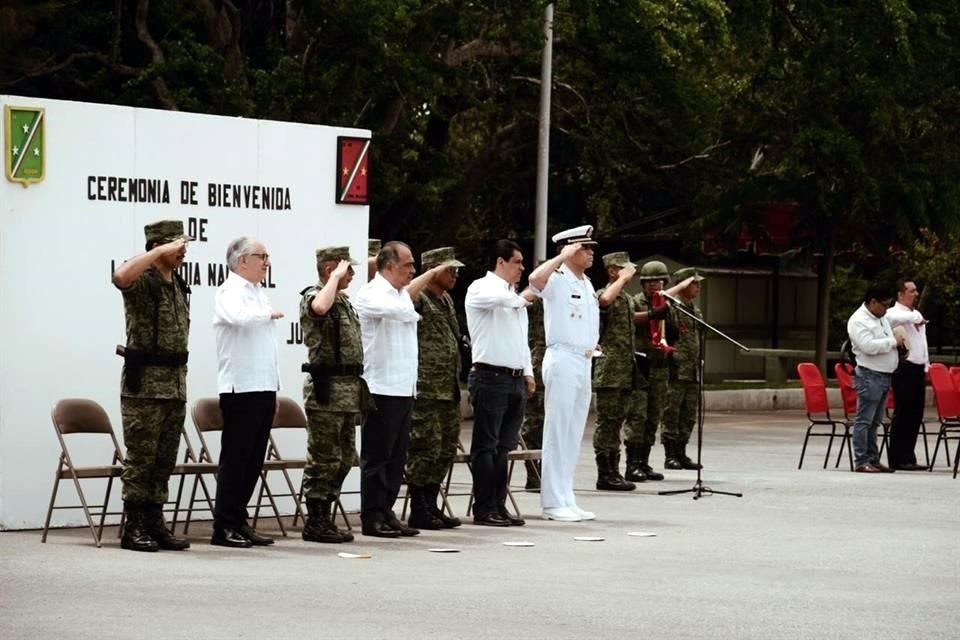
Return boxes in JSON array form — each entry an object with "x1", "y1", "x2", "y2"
[
  {"x1": 527, "y1": 297, "x2": 546, "y2": 387},
  {"x1": 670, "y1": 299, "x2": 702, "y2": 381},
  {"x1": 120, "y1": 267, "x2": 190, "y2": 400},
  {"x1": 415, "y1": 289, "x2": 461, "y2": 401},
  {"x1": 634, "y1": 291, "x2": 670, "y2": 367},
  {"x1": 300, "y1": 285, "x2": 365, "y2": 412},
  {"x1": 593, "y1": 285, "x2": 637, "y2": 389}
]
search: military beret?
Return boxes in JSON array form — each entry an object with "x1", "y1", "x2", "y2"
[
  {"x1": 673, "y1": 267, "x2": 706, "y2": 283},
  {"x1": 421, "y1": 246, "x2": 465, "y2": 269},
  {"x1": 144, "y1": 220, "x2": 186, "y2": 244},
  {"x1": 316, "y1": 246, "x2": 359, "y2": 267},
  {"x1": 602, "y1": 251, "x2": 635, "y2": 269},
  {"x1": 368, "y1": 239, "x2": 382, "y2": 257}
]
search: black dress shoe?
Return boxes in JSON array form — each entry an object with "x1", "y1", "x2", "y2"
[
  {"x1": 384, "y1": 514, "x2": 420, "y2": 537},
  {"x1": 473, "y1": 513, "x2": 511, "y2": 527},
  {"x1": 211, "y1": 527, "x2": 253, "y2": 548},
  {"x1": 238, "y1": 524, "x2": 275, "y2": 545},
  {"x1": 497, "y1": 511, "x2": 526, "y2": 526},
  {"x1": 361, "y1": 520, "x2": 401, "y2": 538},
  {"x1": 893, "y1": 463, "x2": 928, "y2": 471}
]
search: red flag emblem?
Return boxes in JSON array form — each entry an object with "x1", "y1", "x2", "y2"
[{"x1": 336, "y1": 137, "x2": 370, "y2": 204}]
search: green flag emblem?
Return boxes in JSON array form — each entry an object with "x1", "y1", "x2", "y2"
[{"x1": 5, "y1": 106, "x2": 45, "y2": 186}]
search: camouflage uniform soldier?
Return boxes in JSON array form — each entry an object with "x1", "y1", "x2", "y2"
[
  {"x1": 520, "y1": 295, "x2": 545, "y2": 490},
  {"x1": 592, "y1": 252, "x2": 639, "y2": 491},
  {"x1": 300, "y1": 247, "x2": 365, "y2": 544},
  {"x1": 406, "y1": 247, "x2": 466, "y2": 530},
  {"x1": 112, "y1": 220, "x2": 191, "y2": 552},
  {"x1": 662, "y1": 267, "x2": 706, "y2": 471}
]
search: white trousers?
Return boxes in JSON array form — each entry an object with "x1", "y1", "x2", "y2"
[{"x1": 540, "y1": 347, "x2": 593, "y2": 510}]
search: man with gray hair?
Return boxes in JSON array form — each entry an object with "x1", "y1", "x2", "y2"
[{"x1": 211, "y1": 236, "x2": 284, "y2": 547}]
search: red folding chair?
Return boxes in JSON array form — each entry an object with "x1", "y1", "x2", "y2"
[
  {"x1": 926, "y1": 364, "x2": 960, "y2": 471},
  {"x1": 833, "y1": 363, "x2": 859, "y2": 469},
  {"x1": 797, "y1": 363, "x2": 853, "y2": 470}
]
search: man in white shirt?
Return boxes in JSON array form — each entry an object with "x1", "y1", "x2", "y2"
[
  {"x1": 847, "y1": 284, "x2": 905, "y2": 473},
  {"x1": 211, "y1": 236, "x2": 284, "y2": 547},
  {"x1": 885, "y1": 279, "x2": 930, "y2": 471},
  {"x1": 528, "y1": 226, "x2": 600, "y2": 522},
  {"x1": 353, "y1": 241, "x2": 444, "y2": 538},
  {"x1": 464, "y1": 240, "x2": 536, "y2": 527}
]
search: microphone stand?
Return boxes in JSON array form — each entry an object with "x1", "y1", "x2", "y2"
[{"x1": 658, "y1": 293, "x2": 750, "y2": 499}]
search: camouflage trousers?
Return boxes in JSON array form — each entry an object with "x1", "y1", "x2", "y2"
[
  {"x1": 625, "y1": 365, "x2": 670, "y2": 448},
  {"x1": 405, "y1": 398, "x2": 461, "y2": 486},
  {"x1": 520, "y1": 384, "x2": 544, "y2": 449},
  {"x1": 662, "y1": 379, "x2": 698, "y2": 445},
  {"x1": 593, "y1": 387, "x2": 642, "y2": 454},
  {"x1": 303, "y1": 408, "x2": 358, "y2": 501},
  {"x1": 120, "y1": 397, "x2": 185, "y2": 504}
]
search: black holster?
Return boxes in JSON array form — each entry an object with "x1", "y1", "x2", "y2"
[
  {"x1": 118, "y1": 346, "x2": 188, "y2": 394},
  {"x1": 302, "y1": 362, "x2": 364, "y2": 405}
]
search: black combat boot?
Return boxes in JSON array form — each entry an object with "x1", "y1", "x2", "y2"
[
  {"x1": 637, "y1": 444, "x2": 665, "y2": 481},
  {"x1": 425, "y1": 484, "x2": 461, "y2": 528},
  {"x1": 678, "y1": 443, "x2": 702, "y2": 470},
  {"x1": 524, "y1": 460, "x2": 541, "y2": 491},
  {"x1": 595, "y1": 451, "x2": 636, "y2": 491},
  {"x1": 303, "y1": 499, "x2": 346, "y2": 543},
  {"x1": 143, "y1": 503, "x2": 190, "y2": 550},
  {"x1": 120, "y1": 502, "x2": 159, "y2": 552},
  {"x1": 663, "y1": 441, "x2": 683, "y2": 470},
  {"x1": 624, "y1": 444, "x2": 648, "y2": 483},
  {"x1": 406, "y1": 485, "x2": 443, "y2": 530}
]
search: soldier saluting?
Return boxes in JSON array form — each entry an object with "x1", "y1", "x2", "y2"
[
  {"x1": 299, "y1": 246, "x2": 364, "y2": 544},
  {"x1": 112, "y1": 220, "x2": 191, "y2": 552}
]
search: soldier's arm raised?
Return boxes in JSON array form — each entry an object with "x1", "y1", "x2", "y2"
[
  {"x1": 310, "y1": 261, "x2": 351, "y2": 316},
  {"x1": 405, "y1": 264, "x2": 446, "y2": 301},
  {"x1": 598, "y1": 265, "x2": 636, "y2": 308},
  {"x1": 112, "y1": 239, "x2": 185, "y2": 289}
]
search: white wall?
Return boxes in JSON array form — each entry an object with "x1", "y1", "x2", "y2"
[{"x1": 0, "y1": 96, "x2": 369, "y2": 529}]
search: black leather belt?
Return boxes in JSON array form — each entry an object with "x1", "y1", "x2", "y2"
[{"x1": 474, "y1": 362, "x2": 524, "y2": 377}]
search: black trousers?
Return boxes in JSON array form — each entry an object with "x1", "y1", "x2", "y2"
[
  {"x1": 467, "y1": 369, "x2": 526, "y2": 518},
  {"x1": 360, "y1": 394, "x2": 413, "y2": 522},
  {"x1": 214, "y1": 391, "x2": 276, "y2": 529},
  {"x1": 888, "y1": 361, "x2": 925, "y2": 466}
]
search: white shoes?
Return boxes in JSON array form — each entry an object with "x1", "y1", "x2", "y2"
[
  {"x1": 541, "y1": 507, "x2": 582, "y2": 522},
  {"x1": 570, "y1": 505, "x2": 595, "y2": 521}
]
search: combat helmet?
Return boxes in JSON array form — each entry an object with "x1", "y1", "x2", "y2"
[{"x1": 638, "y1": 260, "x2": 669, "y2": 280}]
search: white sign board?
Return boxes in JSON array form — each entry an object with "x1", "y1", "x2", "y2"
[{"x1": 0, "y1": 95, "x2": 370, "y2": 529}]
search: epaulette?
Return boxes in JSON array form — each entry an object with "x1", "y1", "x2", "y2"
[{"x1": 299, "y1": 285, "x2": 314, "y2": 296}]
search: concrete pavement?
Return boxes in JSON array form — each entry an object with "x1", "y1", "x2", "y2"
[{"x1": 2, "y1": 409, "x2": 958, "y2": 640}]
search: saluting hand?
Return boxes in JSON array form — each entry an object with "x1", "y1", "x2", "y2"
[
  {"x1": 331, "y1": 259, "x2": 352, "y2": 280},
  {"x1": 270, "y1": 310, "x2": 285, "y2": 320},
  {"x1": 559, "y1": 242, "x2": 583, "y2": 261},
  {"x1": 619, "y1": 264, "x2": 636, "y2": 281},
  {"x1": 157, "y1": 237, "x2": 188, "y2": 257}
]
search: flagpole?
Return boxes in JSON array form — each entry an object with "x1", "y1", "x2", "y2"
[{"x1": 534, "y1": 3, "x2": 554, "y2": 263}]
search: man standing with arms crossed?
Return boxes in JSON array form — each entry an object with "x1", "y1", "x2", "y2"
[
  {"x1": 299, "y1": 246, "x2": 363, "y2": 544},
  {"x1": 528, "y1": 226, "x2": 600, "y2": 522},
  {"x1": 212, "y1": 236, "x2": 284, "y2": 548},
  {"x1": 465, "y1": 240, "x2": 535, "y2": 527},
  {"x1": 113, "y1": 220, "x2": 192, "y2": 552},
  {"x1": 406, "y1": 247, "x2": 466, "y2": 530},
  {"x1": 885, "y1": 278, "x2": 929, "y2": 471}
]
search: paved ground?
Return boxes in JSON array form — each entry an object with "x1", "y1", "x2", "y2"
[{"x1": 3, "y1": 410, "x2": 958, "y2": 640}]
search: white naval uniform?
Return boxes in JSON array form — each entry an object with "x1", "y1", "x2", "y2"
[{"x1": 539, "y1": 266, "x2": 600, "y2": 510}]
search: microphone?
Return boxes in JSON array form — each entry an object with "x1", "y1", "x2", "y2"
[{"x1": 660, "y1": 291, "x2": 683, "y2": 306}]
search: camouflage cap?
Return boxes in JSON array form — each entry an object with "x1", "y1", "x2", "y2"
[
  {"x1": 602, "y1": 251, "x2": 635, "y2": 269},
  {"x1": 421, "y1": 246, "x2": 465, "y2": 269},
  {"x1": 316, "y1": 246, "x2": 359, "y2": 267},
  {"x1": 144, "y1": 220, "x2": 186, "y2": 244},
  {"x1": 673, "y1": 267, "x2": 706, "y2": 283},
  {"x1": 368, "y1": 239, "x2": 382, "y2": 257}
]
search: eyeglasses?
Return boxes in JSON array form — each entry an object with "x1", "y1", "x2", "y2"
[{"x1": 247, "y1": 253, "x2": 270, "y2": 261}]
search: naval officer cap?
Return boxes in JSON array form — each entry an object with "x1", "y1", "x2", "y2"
[
  {"x1": 421, "y1": 246, "x2": 466, "y2": 269},
  {"x1": 368, "y1": 239, "x2": 382, "y2": 257},
  {"x1": 673, "y1": 267, "x2": 705, "y2": 284},
  {"x1": 144, "y1": 220, "x2": 188, "y2": 244},
  {"x1": 316, "y1": 246, "x2": 359, "y2": 267},
  {"x1": 602, "y1": 251, "x2": 635, "y2": 269},
  {"x1": 552, "y1": 224, "x2": 598, "y2": 247}
]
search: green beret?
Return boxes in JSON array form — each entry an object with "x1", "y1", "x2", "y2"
[
  {"x1": 602, "y1": 251, "x2": 635, "y2": 269},
  {"x1": 368, "y1": 239, "x2": 382, "y2": 257},
  {"x1": 421, "y1": 246, "x2": 465, "y2": 269},
  {"x1": 316, "y1": 246, "x2": 359, "y2": 267},
  {"x1": 144, "y1": 220, "x2": 185, "y2": 244},
  {"x1": 673, "y1": 267, "x2": 706, "y2": 283}
]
